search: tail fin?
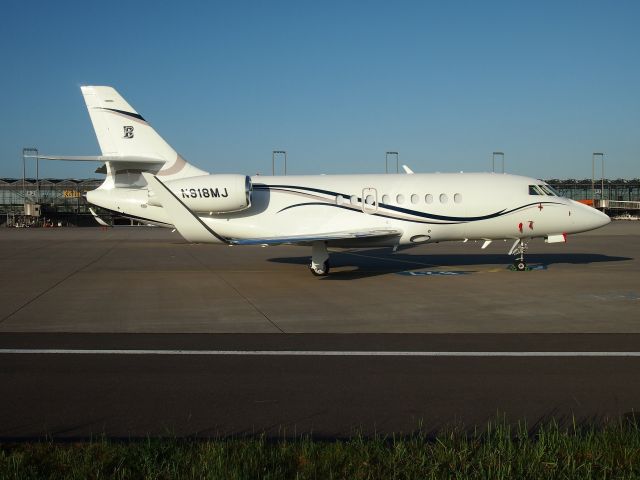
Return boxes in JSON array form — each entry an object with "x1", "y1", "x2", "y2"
[{"x1": 81, "y1": 86, "x2": 207, "y2": 181}]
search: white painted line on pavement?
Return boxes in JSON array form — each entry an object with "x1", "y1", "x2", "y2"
[{"x1": 0, "y1": 349, "x2": 639, "y2": 357}]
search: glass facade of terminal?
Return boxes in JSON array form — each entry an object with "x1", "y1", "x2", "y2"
[
  {"x1": 0, "y1": 178, "x2": 103, "y2": 226},
  {"x1": 546, "y1": 179, "x2": 640, "y2": 202},
  {"x1": 1, "y1": 177, "x2": 639, "y2": 226}
]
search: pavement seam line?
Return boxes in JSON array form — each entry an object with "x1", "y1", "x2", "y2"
[
  {"x1": 0, "y1": 241, "x2": 120, "y2": 326},
  {"x1": 185, "y1": 250, "x2": 286, "y2": 334}
]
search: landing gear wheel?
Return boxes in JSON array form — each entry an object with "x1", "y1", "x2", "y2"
[
  {"x1": 510, "y1": 239, "x2": 529, "y2": 272},
  {"x1": 310, "y1": 260, "x2": 330, "y2": 276},
  {"x1": 310, "y1": 241, "x2": 331, "y2": 277}
]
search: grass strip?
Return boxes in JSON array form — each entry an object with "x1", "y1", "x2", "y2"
[{"x1": 1, "y1": 417, "x2": 639, "y2": 479}]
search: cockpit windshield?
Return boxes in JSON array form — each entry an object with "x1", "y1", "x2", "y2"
[
  {"x1": 545, "y1": 184, "x2": 562, "y2": 196},
  {"x1": 528, "y1": 184, "x2": 561, "y2": 197},
  {"x1": 538, "y1": 185, "x2": 556, "y2": 196}
]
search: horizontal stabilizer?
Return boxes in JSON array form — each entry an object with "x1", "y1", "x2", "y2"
[{"x1": 27, "y1": 154, "x2": 165, "y2": 164}]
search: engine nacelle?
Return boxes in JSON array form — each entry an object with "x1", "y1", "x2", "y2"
[{"x1": 148, "y1": 174, "x2": 252, "y2": 213}]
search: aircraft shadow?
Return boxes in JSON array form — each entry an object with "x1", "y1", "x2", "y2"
[{"x1": 268, "y1": 248, "x2": 632, "y2": 280}]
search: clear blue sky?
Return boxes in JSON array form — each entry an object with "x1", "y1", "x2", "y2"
[{"x1": 1, "y1": 0, "x2": 638, "y2": 179}]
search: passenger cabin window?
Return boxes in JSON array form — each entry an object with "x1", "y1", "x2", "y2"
[
  {"x1": 396, "y1": 194, "x2": 405, "y2": 204},
  {"x1": 381, "y1": 194, "x2": 390, "y2": 204}
]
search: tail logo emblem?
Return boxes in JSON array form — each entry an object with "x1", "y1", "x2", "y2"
[{"x1": 123, "y1": 126, "x2": 134, "y2": 139}]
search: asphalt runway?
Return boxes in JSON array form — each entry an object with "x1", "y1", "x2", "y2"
[
  {"x1": 0, "y1": 222, "x2": 638, "y2": 438},
  {"x1": 1, "y1": 333, "x2": 639, "y2": 438}
]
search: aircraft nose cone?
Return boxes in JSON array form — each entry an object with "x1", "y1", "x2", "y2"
[
  {"x1": 594, "y1": 208, "x2": 611, "y2": 228},
  {"x1": 567, "y1": 200, "x2": 610, "y2": 233}
]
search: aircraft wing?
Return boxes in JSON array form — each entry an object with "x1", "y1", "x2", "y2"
[
  {"x1": 143, "y1": 173, "x2": 402, "y2": 245},
  {"x1": 88, "y1": 207, "x2": 110, "y2": 227},
  {"x1": 230, "y1": 229, "x2": 402, "y2": 246}
]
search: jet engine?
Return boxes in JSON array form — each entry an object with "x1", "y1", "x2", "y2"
[{"x1": 148, "y1": 174, "x2": 252, "y2": 213}]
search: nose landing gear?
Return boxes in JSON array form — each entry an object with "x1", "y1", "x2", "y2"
[
  {"x1": 509, "y1": 239, "x2": 529, "y2": 271},
  {"x1": 514, "y1": 259, "x2": 527, "y2": 271}
]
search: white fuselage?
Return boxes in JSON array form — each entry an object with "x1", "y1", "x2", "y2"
[
  {"x1": 44, "y1": 85, "x2": 612, "y2": 276},
  {"x1": 87, "y1": 171, "x2": 610, "y2": 246}
]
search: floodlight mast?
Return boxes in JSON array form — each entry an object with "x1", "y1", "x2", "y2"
[
  {"x1": 592, "y1": 152, "x2": 604, "y2": 203},
  {"x1": 385, "y1": 151, "x2": 399, "y2": 173},
  {"x1": 272, "y1": 150, "x2": 287, "y2": 176},
  {"x1": 22, "y1": 147, "x2": 39, "y2": 204},
  {"x1": 492, "y1": 152, "x2": 504, "y2": 173}
]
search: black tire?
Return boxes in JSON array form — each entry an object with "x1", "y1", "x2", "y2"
[{"x1": 515, "y1": 261, "x2": 527, "y2": 271}]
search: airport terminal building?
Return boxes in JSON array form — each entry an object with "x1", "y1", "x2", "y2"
[
  {"x1": 0, "y1": 178, "x2": 101, "y2": 226},
  {"x1": 1, "y1": 176, "x2": 639, "y2": 227}
]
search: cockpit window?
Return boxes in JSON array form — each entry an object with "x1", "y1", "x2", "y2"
[
  {"x1": 529, "y1": 184, "x2": 560, "y2": 196},
  {"x1": 545, "y1": 184, "x2": 562, "y2": 197},
  {"x1": 538, "y1": 184, "x2": 556, "y2": 196},
  {"x1": 529, "y1": 185, "x2": 544, "y2": 195}
]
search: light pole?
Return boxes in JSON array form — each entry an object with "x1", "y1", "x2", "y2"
[
  {"x1": 592, "y1": 152, "x2": 604, "y2": 204},
  {"x1": 492, "y1": 152, "x2": 504, "y2": 173},
  {"x1": 272, "y1": 150, "x2": 287, "y2": 176},
  {"x1": 385, "y1": 151, "x2": 399, "y2": 173},
  {"x1": 22, "y1": 147, "x2": 39, "y2": 204}
]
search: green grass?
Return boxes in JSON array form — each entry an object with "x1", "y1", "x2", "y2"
[{"x1": 1, "y1": 417, "x2": 639, "y2": 479}]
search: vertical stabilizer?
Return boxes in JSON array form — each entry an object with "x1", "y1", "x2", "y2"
[{"x1": 80, "y1": 86, "x2": 207, "y2": 180}]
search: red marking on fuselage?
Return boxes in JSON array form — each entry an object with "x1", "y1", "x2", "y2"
[{"x1": 518, "y1": 222, "x2": 523, "y2": 233}]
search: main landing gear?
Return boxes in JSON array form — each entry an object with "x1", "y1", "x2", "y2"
[
  {"x1": 309, "y1": 241, "x2": 330, "y2": 276},
  {"x1": 510, "y1": 238, "x2": 529, "y2": 271}
]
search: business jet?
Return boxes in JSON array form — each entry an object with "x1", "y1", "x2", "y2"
[{"x1": 38, "y1": 86, "x2": 610, "y2": 275}]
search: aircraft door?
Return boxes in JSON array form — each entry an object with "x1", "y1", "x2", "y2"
[{"x1": 362, "y1": 188, "x2": 377, "y2": 214}]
